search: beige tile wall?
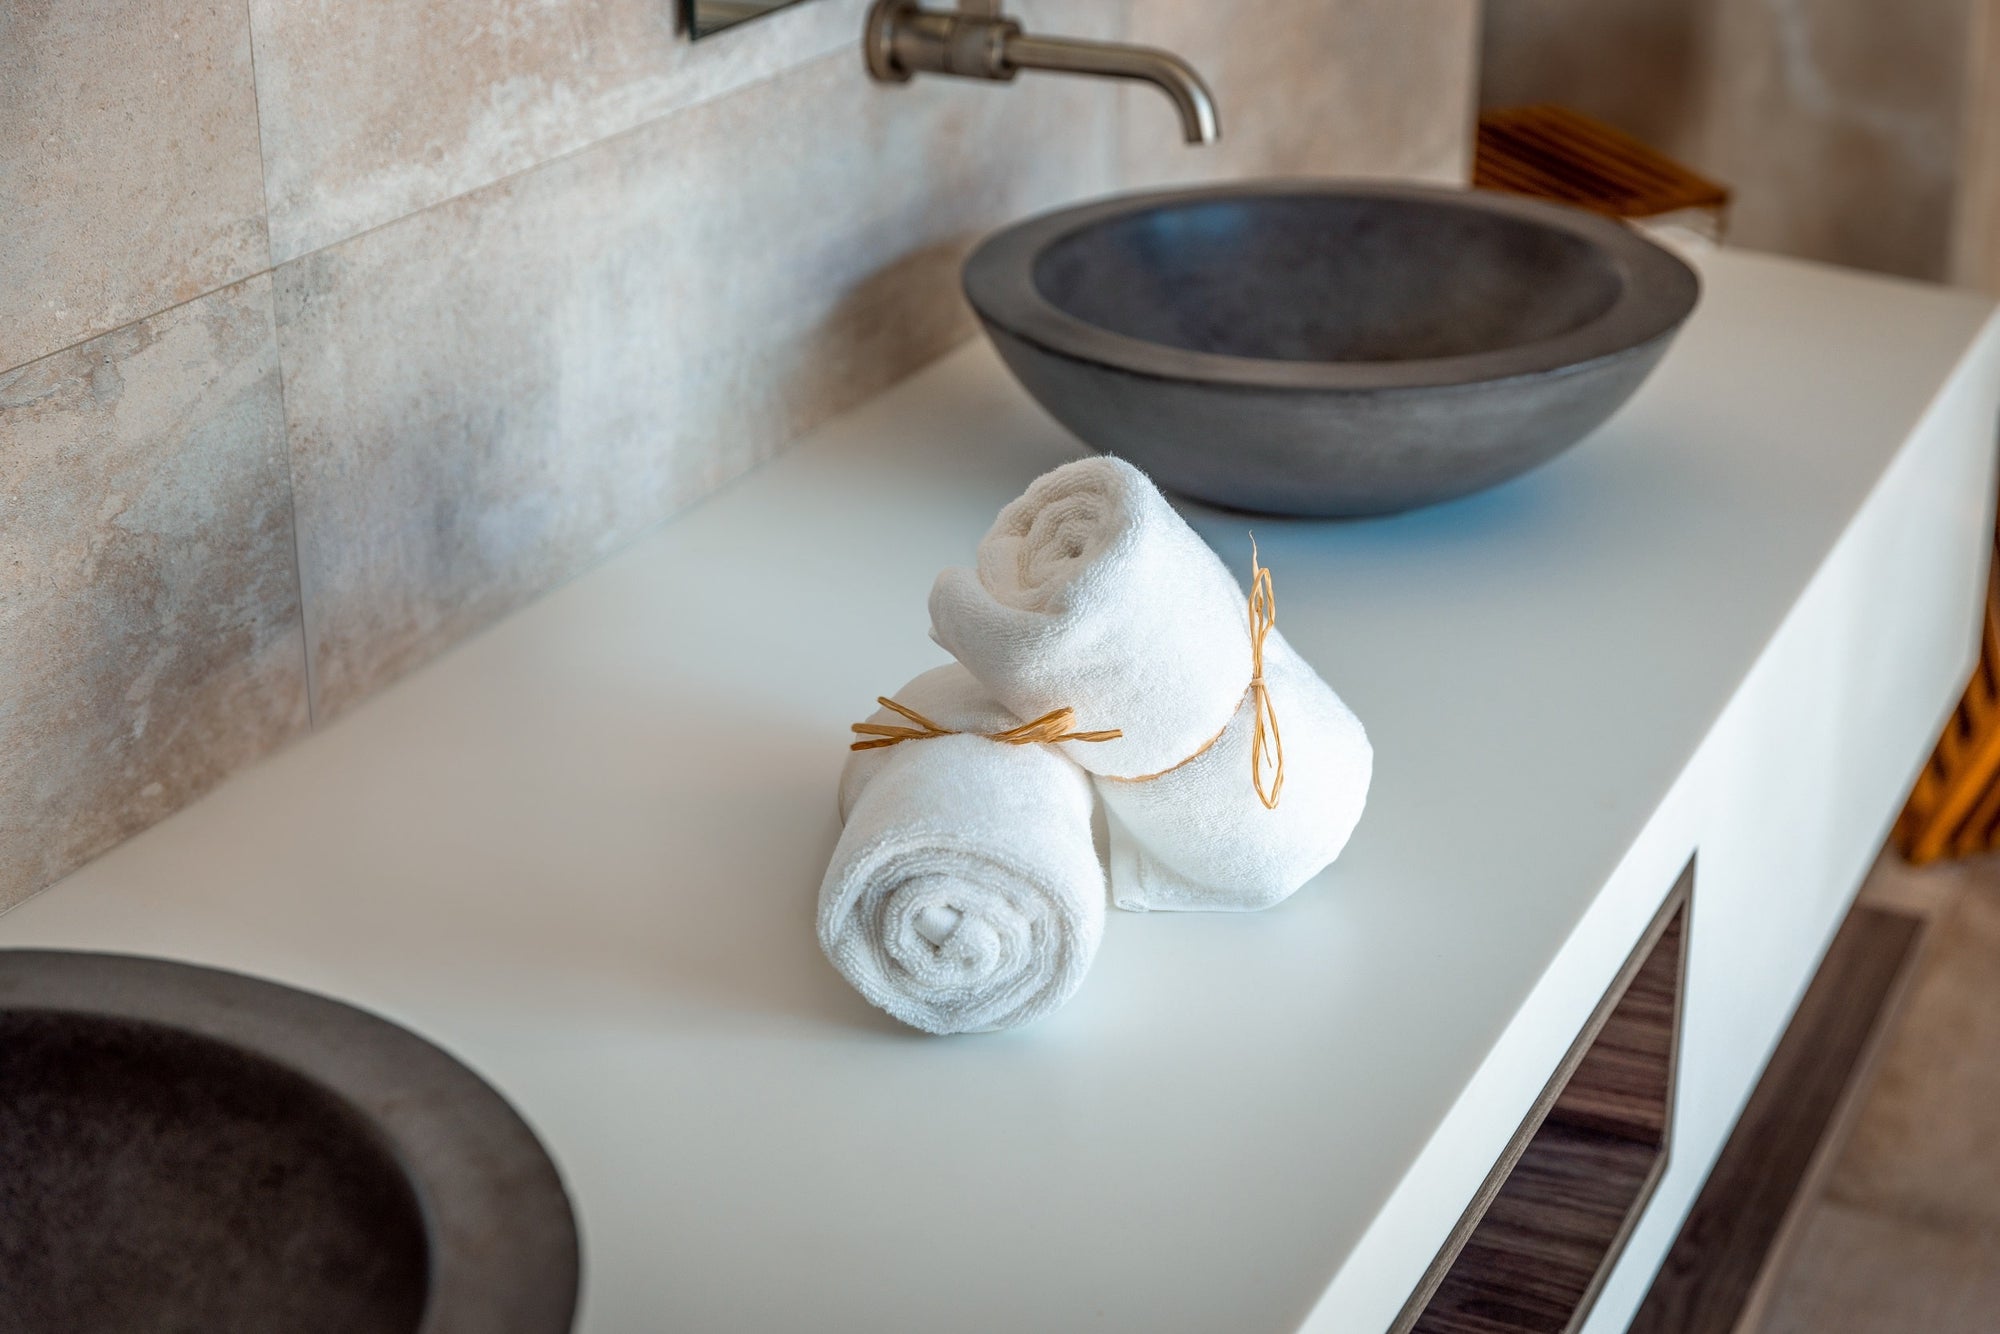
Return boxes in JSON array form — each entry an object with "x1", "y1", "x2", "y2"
[
  {"x1": 1123, "y1": 0, "x2": 1476, "y2": 188},
  {"x1": 0, "y1": 0, "x2": 1479, "y2": 908},
  {"x1": 1481, "y1": 0, "x2": 1978, "y2": 283},
  {"x1": 1479, "y1": 0, "x2": 1717, "y2": 158},
  {"x1": 1702, "y1": 0, "x2": 1972, "y2": 282},
  {"x1": 1951, "y1": 0, "x2": 2000, "y2": 295},
  {"x1": 0, "y1": 279, "x2": 307, "y2": 898},
  {"x1": 247, "y1": 0, "x2": 873, "y2": 262},
  {"x1": 0, "y1": 0, "x2": 269, "y2": 369}
]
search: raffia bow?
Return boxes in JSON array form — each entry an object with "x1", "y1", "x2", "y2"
[{"x1": 851, "y1": 697, "x2": 1122, "y2": 751}]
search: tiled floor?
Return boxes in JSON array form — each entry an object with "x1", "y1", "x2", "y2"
[{"x1": 1758, "y1": 853, "x2": 2000, "y2": 1333}]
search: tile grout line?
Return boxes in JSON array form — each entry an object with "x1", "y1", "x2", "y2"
[
  {"x1": 0, "y1": 267, "x2": 277, "y2": 382},
  {"x1": 240, "y1": 0, "x2": 318, "y2": 729},
  {"x1": 260, "y1": 18, "x2": 869, "y2": 270},
  {"x1": 0, "y1": 14, "x2": 960, "y2": 737},
  {"x1": 1, "y1": 22, "x2": 860, "y2": 384},
  {"x1": 9, "y1": 0, "x2": 1144, "y2": 388}
]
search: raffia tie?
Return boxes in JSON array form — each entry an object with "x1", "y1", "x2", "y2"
[
  {"x1": 1093, "y1": 541, "x2": 1287, "y2": 807},
  {"x1": 852, "y1": 539, "x2": 1285, "y2": 809},
  {"x1": 850, "y1": 696, "x2": 1123, "y2": 752},
  {"x1": 1246, "y1": 538, "x2": 1285, "y2": 810}
]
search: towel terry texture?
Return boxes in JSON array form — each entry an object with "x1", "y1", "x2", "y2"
[
  {"x1": 929, "y1": 457, "x2": 1373, "y2": 911},
  {"x1": 820, "y1": 664, "x2": 1108, "y2": 1034}
]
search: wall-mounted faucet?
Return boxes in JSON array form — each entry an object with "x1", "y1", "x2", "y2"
[{"x1": 863, "y1": 0, "x2": 1221, "y2": 146}]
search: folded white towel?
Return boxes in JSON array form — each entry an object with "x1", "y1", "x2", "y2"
[
  {"x1": 820, "y1": 664, "x2": 1108, "y2": 1033},
  {"x1": 930, "y1": 457, "x2": 1372, "y2": 911}
]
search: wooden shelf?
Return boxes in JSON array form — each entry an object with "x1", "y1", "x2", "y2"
[
  {"x1": 1631, "y1": 902, "x2": 1927, "y2": 1334},
  {"x1": 1396, "y1": 867, "x2": 1691, "y2": 1334}
]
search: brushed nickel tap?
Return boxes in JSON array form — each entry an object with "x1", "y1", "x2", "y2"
[{"x1": 863, "y1": 0, "x2": 1221, "y2": 146}]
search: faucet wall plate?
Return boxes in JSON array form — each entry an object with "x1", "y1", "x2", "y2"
[
  {"x1": 686, "y1": 0, "x2": 810, "y2": 41},
  {"x1": 864, "y1": 0, "x2": 916, "y2": 81}
]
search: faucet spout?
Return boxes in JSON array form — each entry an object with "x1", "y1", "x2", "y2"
[
  {"x1": 864, "y1": 0, "x2": 1221, "y2": 146},
  {"x1": 1003, "y1": 34, "x2": 1219, "y2": 145}
]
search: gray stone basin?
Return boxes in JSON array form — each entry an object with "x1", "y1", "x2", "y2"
[
  {"x1": 963, "y1": 181, "x2": 1701, "y2": 516},
  {"x1": 0, "y1": 951, "x2": 578, "y2": 1334}
]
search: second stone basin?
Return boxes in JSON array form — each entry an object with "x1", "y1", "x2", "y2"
[
  {"x1": 963, "y1": 181, "x2": 1701, "y2": 516},
  {"x1": 0, "y1": 950, "x2": 578, "y2": 1334}
]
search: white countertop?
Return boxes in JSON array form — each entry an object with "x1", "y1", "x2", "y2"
[{"x1": 6, "y1": 248, "x2": 1998, "y2": 1333}]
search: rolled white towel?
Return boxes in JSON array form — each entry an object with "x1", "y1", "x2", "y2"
[
  {"x1": 1098, "y1": 633, "x2": 1373, "y2": 910},
  {"x1": 820, "y1": 664, "x2": 1108, "y2": 1033},
  {"x1": 930, "y1": 457, "x2": 1372, "y2": 911}
]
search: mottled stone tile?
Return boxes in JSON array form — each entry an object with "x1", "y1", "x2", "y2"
[
  {"x1": 1480, "y1": 0, "x2": 1720, "y2": 155},
  {"x1": 1760, "y1": 1204, "x2": 2000, "y2": 1334},
  {"x1": 246, "y1": 0, "x2": 874, "y2": 263},
  {"x1": 0, "y1": 278, "x2": 308, "y2": 909},
  {"x1": 1822, "y1": 874, "x2": 2000, "y2": 1231},
  {"x1": 1120, "y1": 0, "x2": 1479, "y2": 188},
  {"x1": 278, "y1": 46, "x2": 1116, "y2": 721},
  {"x1": 1701, "y1": 0, "x2": 1972, "y2": 281},
  {"x1": 0, "y1": 0, "x2": 269, "y2": 372},
  {"x1": 1485, "y1": 0, "x2": 1971, "y2": 282},
  {"x1": 1949, "y1": 0, "x2": 2000, "y2": 293}
]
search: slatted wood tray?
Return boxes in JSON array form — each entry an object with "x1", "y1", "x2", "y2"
[{"x1": 1476, "y1": 104, "x2": 1730, "y2": 225}]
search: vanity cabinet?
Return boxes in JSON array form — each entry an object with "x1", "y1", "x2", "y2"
[{"x1": 3, "y1": 248, "x2": 1996, "y2": 1333}]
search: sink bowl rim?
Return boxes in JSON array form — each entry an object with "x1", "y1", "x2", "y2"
[
  {"x1": 0, "y1": 949, "x2": 580, "y2": 1334},
  {"x1": 962, "y1": 179, "x2": 1702, "y2": 393}
]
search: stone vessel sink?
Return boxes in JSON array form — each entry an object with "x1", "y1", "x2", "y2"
[
  {"x1": 0, "y1": 951, "x2": 578, "y2": 1334},
  {"x1": 963, "y1": 181, "x2": 1701, "y2": 516}
]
